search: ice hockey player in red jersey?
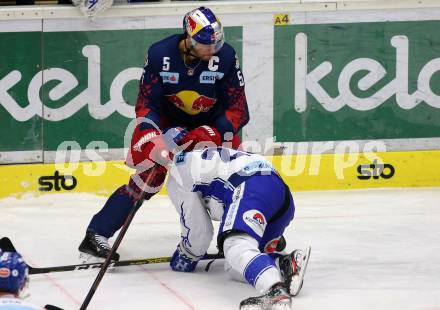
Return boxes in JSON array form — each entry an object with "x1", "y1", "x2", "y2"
[{"x1": 78, "y1": 6, "x2": 249, "y2": 262}]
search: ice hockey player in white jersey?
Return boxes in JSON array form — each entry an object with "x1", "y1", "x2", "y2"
[
  {"x1": 0, "y1": 251, "x2": 42, "y2": 310},
  {"x1": 166, "y1": 147, "x2": 311, "y2": 310}
]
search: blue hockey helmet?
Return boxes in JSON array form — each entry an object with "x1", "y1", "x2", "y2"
[
  {"x1": 183, "y1": 7, "x2": 225, "y2": 53},
  {"x1": 0, "y1": 251, "x2": 29, "y2": 296}
]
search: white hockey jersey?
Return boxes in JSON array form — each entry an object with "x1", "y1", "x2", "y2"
[
  {"x1": 169, "y1": 147, "x2": 274, "y2": 190},
  {"x1": 168, "y1": 147, "x2": 275, "y2": 221},
  {"x1": 0, "y1": 297, "x2": 42, "y2": 310}
]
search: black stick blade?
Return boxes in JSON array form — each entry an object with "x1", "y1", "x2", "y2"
[
  {"x1": 44, "y1": 305, "x2": 65, "y2": 310},
  {"x1": 0, "y1": 237, "x2": 17, "y2": 252}
]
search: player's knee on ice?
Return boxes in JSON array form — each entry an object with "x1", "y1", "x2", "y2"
[{"x1": 223, "y1": 234, "x2": 283, "y2": 293}]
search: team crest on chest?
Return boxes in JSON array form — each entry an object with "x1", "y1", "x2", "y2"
[
  {"x1": 166, "y1": 90, "x2": 216, "y2": 115},
  {"x1": 243, "y1": 210, "x2": 267, "y2": 237}
]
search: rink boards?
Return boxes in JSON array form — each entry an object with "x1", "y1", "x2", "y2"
[
  {"x1": 1, "y1": 3, "x2": 440, "y2": 200},
  {"x1": 1, "y1": 150, "x2": 439, "y2": 199}
]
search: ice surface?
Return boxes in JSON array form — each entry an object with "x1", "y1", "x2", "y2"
[{"x1": 1, "y1": 188, "x2": 439, "y2": 310}]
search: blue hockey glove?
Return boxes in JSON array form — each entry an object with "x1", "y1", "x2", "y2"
[{"x1": 170, "y1": 244, "x2": 199, "y2": 272}]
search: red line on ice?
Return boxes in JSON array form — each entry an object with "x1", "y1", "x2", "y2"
[
  {"x1": 27, "y1": 258, "x2": 82, "y2": 308},
  {"x1": 139, "y1": 266, "x2": 196, "y2": 310}
]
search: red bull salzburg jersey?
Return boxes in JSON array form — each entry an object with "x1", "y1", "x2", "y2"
[{"x1": 135, "y1": 34, "x2": 249, "y2": 138}]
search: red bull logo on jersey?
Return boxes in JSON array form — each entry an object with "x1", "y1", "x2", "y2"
[
  {"x1": 166, "y1": 90, "x2": 216, "y2": 115},
  {"x1": 243, "y1": 210, "x2": 267, "y2": 237}
]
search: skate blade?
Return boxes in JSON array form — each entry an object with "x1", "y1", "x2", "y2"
[
  {"x1": 240, "y1": 298, "x2": 291, "y2": 310},
  {"x1": 290, "y1": 275, "x2": 303, "y2": 297},
  {"x1": 78, "y1": 252, "x2": 117, "y2": 271},
  {"x1": 239, "y1": 305, "x2": 264, "y2": 310},
  {"x1": 240, "y1": 305, "x2": 291, "y2": 310},
  {"x1": 79, "y1": 252, "x2": 105, "y2": 264},
  {"x1": 290, "y1": 245, "x2": 311, "y2": 297},
  {"x1": 271, "y1": 303, "x2": 292, "y2": 310}
]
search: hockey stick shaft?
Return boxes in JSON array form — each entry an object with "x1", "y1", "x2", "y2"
[
  {"x1": 79, "y1": 167, "x2": 159, "y2": 310},
  {"x1": 1, "y1": 236, "x2": 224, "y2": 275},
  {"x1": 28, "y1": 253, "x2": 223, "y2": 275}
]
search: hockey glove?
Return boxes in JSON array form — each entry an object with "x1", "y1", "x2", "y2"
[
  {"x1": 170, "y1": 244, "x2": 200, "y2": 272},
  {"x1": 180, "y1": 125, "x2": 222, "y2": 151},
  {"x1": 127, "y1": 126, "x2": 187, "y2": 168}
]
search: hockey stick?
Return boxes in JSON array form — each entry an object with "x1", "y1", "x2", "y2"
[
  {"x1": 0, "y1": 236, "x2": 16, "y2": 252},
  {"x1": 44, "y1": 305, "x2": 64, "y2": 310},
  {"x1": 79, "y1": 166, "x2": 166, "y2": 309},
  {"x1": 0, "y1": 236, "x2": 224, "y2": 275},
  {"x1": 31, "y1": 254, "x2": 222, "y2": 275},
  {"x1": 29, "y1": 254, "x2": 224, "y2": 274}
]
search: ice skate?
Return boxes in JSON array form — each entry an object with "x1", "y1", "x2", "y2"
[
  {"x1": 239, "y1": 282, "x2": 291, "y2": 310},
  {"x1": 78, "y1": 231, "x2": 120, "y2": 263},
  {"x1": 278, "y1": 246, "x2": 311, "y2": 296}
]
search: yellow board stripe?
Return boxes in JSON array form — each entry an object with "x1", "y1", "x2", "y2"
[
  {"x1": 270, "y1": 150, "x2": 440, "y2": 191},
  {"x1": 0, "y1": 150, "x2": 439, "y2": 199}
]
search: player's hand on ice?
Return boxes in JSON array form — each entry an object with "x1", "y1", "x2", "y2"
[{"x1": 180, "y1": 125, "x2": 222, "y2": 151}]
